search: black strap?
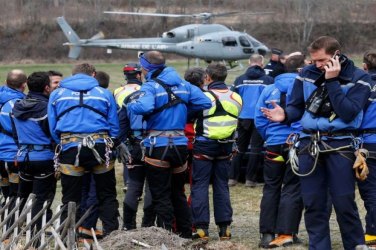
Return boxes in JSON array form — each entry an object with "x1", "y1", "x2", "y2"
[
  {"x1": 280, "y1": 92, "x2": 287, "y2": 109},
  {"x1": 143, "y1": 78, "x2": 186, "y2": 120},
  {"x1": 203, "y1": 91, "x2": 238, "y2": 119},
  {"x1": 56, "y1": 91, "x2": 107, "y2": 120}
]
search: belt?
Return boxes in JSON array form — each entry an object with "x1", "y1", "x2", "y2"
[
  {"x1": 20, "y1": 144, "x2": 53, "y2": 151},
  {"x1": 302, "y1": 130, "x2": 354, "y2": 137},
  {"x1": 359, "y1": 129, "x2": 376, "y2": 135},
  {"x1": 147, "y1": 130, "x2": 185, "y2": 137},
  {"x1": 60, "y1": 132, "x2": 109, "y2": 144}
]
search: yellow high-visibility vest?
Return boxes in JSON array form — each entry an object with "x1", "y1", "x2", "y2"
[
  {"x1": 195, "y1": 89, "x2": 242, "y2": 140},
  {"x1": 113, "y1": 84, "x2": 141, "y2": 107}
]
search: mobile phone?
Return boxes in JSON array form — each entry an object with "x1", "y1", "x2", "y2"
[{"x1": 333, "y1": 53, "x2": 347, "y2": 65}]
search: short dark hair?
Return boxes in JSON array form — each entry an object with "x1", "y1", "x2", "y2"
[
  {"x1": 285, "y1": 55, "x2": 306, "y2": 73},
  {"x1": 308, "y1": 36, "x2": 341, "y2": 55},
  {"x1": 184, "y1": 67, "x2": 205, "y2": 87},
  {"x1": 364, "y1": 51, "x2": 376, "y2": 71},
  {"x1": 206, "y1": 63, "x2": 227, "y2": 82},
  {"x1": 144, "y1": 51, "x2": 165, "y2": 65},
  {"x1": 48, "y1": 70, "x2": 63, "y2": 77},
  {"x1": 95, "y1": 71, "x2": 110, "y2": 89},
  {"x1": 72, "y1": 63, "x2": 96, "y2": 76},
  {"x1": 6, "y1": 69, "x2": 27, "y2": 89},
  {"x1": 27, "y1": 72, "x2": 50, "y2": 93}
]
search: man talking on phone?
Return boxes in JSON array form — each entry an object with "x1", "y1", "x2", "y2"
[{"x1": 261, "y1": 36, "x2": 371, "y2": 249}]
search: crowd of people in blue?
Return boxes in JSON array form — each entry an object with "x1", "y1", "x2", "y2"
[{"x1": 0, "y1": 35, "x2": 376, "y2": 250}]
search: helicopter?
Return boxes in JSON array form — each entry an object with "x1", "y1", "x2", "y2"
[{"x1": 56, "y1": 11, "x2": 270, "y2": 67}]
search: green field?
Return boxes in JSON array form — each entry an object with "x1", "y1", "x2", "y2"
[{"x1": 0, "y1": 60, "x2": 251, "y2": 89}]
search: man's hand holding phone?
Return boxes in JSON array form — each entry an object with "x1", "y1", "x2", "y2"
[{"x1": 324, "y1": 54, "x2": 341, "y2": 80}]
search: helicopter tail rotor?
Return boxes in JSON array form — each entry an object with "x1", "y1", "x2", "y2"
[{"x1": 56, "y1": 16, "x2": 82, "y2": 59}]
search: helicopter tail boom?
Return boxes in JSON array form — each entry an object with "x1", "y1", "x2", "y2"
[{"x1": 56, "y1": 16, "x2": 82, "y2": 59}]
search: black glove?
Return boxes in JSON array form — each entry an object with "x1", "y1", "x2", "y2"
[{"x1": 117, "y1": 142, "x2": 132, "y2": 164}]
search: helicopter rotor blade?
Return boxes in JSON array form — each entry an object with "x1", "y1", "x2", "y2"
[{"x1": 104, "y1": 11, "x2": 191, "y2": 18}]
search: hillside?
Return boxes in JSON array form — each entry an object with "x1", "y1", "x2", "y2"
[{"x1": 0, "y1": 0, "x2": 375, "y2": 62}]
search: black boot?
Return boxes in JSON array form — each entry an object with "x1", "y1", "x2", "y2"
[{"x1": 259, "y1": 233, "x2": 275, "y2": 248}]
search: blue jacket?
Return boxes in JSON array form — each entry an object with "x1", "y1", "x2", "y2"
[
  {"x1": 231, "y1": 65, "x2": 274, "y2": 119},
  {"x1": 360, "y1": 69, "x2": 376, "y2": 143},
  {"x1": 127, "y1": 67, "x2": 211, "y2": 147},
  {"x1": 0, "y1": 86, "x2": 25, "y2": 162},
  {"x1": 13, "y1": 92, "x2": 54, "y2": 161},
  {"x1": 118, "y1": 91, "x2": 146, "y2": 142},
  {"x1": 255, "y1": 73, "x2": 301, "y2": 145},
  {"x1": 285, "y1": 56, "x2": 371, "y2": 133},
  {"x1": 48, "y1": 74, "x2": 119, "y2": 150}
]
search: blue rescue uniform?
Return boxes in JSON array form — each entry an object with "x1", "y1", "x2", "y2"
[
  {"x1": 358, "y1": 69, "x2": 376, "y2": 237},
  {"x1": 12, "y1": 91, "x2": 56, "y2": 231},
  {"x1": 0, "y1": 86, "x2": 25, "y2": 197},
  {"x1": 48, "y1": 73, "x2": 120, "y2": 234},
  {"x1": 128, "y1": 66, "x2": 211, "y2": 237},
  {"x1": 230, "y1": 65, "x2": 273, "y2": 183},
  {"x1": 285, "y1": 57, "x2": 371, "y2": 250}
]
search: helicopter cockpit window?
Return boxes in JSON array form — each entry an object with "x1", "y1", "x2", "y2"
[
  {"x1": 187, "y1": 29, "x2": 194, "y2": 39},
  {"x1": 239, "y1": 36, "x2": 250, "y2": 47},
  {"x1": 222, "y1": 37, "x2": 237, "y2": 47}
]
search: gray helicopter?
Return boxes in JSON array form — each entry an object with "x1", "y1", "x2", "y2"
[{"x1": 57, "y1": 11, "x2": 270, "y2": 66}]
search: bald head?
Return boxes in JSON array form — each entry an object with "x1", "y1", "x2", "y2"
[
  {"x1": 144, "y1": 51, "x2": 165, "y2": 65},
  {"x1": 249, "y1": 54, "x2": 264, "y2": 67},
  {"x1": 6, "y1": 69, "x2": 27, "y2": 90}
]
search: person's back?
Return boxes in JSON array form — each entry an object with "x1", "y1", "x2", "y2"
[
  {"x1": 127, "y1": 51, "x2": 211, "y2": 238},
  {"x1": 229, "y1": 54, "x2": 272, "y2": 187},
  {"x1": 48, "y1": 72, "x2": 118, "y2": 144},
  {"x1": 0, "y1": 69, "x2": 26, "y2": 198},
  {"x1": 232, "y1": 54, "x2": 274, "y2": 119},
  {"x1": 12, "y1": 71, "x2": 56, "y2": 235},
  {"x1": 191, "y1": 63, "x2": 242, "y2": 241},
  {"x1": 48, "y1": 63, "x2": 120, "y2": 236}
]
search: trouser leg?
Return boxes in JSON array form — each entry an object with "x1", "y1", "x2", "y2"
[
  {"x1": 123, "y1": 166, "x2": 145, "y2": 230},
  {"x1": 246, "y1": 127, "x2": 264, "y2": 182},
  {"x1": 142, "y1": 181, "x2": 156, "y2": 227},
  {"x1": 94, "y1": 169, "x2": 119, "y2": 234},
  {"x1": 212, "y1": 159, "x2": 232, "y2": 225},
  {"x1": 358, "y1": 157, "x2": 376, "y2": 235},
  {"x1": 259, "y1": 152, "x2": 284, "y2": 233},
  {"x1": 146, "y1": 166, "x2": 173, "y2": 230},
  {"x1": 275, "y1": 159, "x2": 303, "y2": 234},
  {"x1": 191, "y1": 157, "x2": 212, "y2": 228},
  {"x1": 172, "y1": 170, "x2": 192, "y2": 238},
  {"x1": 299, "y1": 141, "x2": 331, "y2": 250},
  {"x1": 326, "y1": 147, "x2": 364, "y2": 249},
  {"x1": 230, "y1": 119, "x2": 253, "y2": 180}
]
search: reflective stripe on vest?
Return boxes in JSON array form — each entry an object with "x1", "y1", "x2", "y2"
[
  {"x1": 114, "y1": 85, "x2": 141, "y2": 107},
  {"x1": 196, "y1": 90, "x2": 242, "y2": 140}
]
